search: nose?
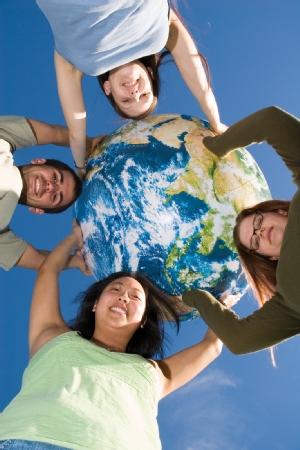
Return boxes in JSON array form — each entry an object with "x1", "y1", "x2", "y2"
[
  {"x1": 259, "y1": 227, "x2": 265, "y2": 238},
  {"x1": 130, "y1": 87, "x2": 139, "y2": 100},
  {"x1": 117, "y1": 293, "x2": 129, "y2": 303},
  {"x1": 46, "y1": 180, "x2": 59, "y2": 193}
]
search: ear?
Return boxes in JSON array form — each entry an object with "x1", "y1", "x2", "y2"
[
  {"x1": 31, "y1": 158, "x2": 47, "y2": 165},
  {"x1": 103, "y1": 81, "x2": 111, "y2": 96},
  {"x1": 29, "y1": 207, "x2": 45, "y2": 215},
  {"x1": 277, "y1": 209, "x2": 288, "y2": 216},
  {"x1": 269, "y1": 256, "x2": 279, "y2": 261},
  {"x1": 140, "y1": 317, "x2": 147, "y2": 329},
  {"x1": 92, "y1": 303, "x2": 97, "y2": 312}
]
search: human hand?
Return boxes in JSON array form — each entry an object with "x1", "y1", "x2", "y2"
[
  {"x1": 219, "y1": 292, "x2": 241, "y2": 308},
  {"x1": 190, "y1": 128, "x2": 217, "y2": 144},
  {"x1": 68, "y1": 249, "x2": 92, "y2": 276},
  {"x1": 211, "y1": 122, "x2": 228, "y2": 134},
  {"x1": 76, "y1": 168, "x2": 86, "y2": 180},
  {"x1": 86, "y1": 134, "x2": 107, "y2": 158}
]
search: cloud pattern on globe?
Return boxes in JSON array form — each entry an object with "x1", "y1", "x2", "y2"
[{"x1": 75, "y1": 115, "x2": 271, "y2": 320}]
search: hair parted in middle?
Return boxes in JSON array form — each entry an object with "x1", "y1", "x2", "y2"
[
  {"x1": 69, "y1": 271, "x2": 180, "y2": 359},
  {"x1": 233, "y1": 199, "x2": 291, "y2": 307}
]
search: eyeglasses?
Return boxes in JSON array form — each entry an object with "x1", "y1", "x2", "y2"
[{"x1": 250, "y1": 212, "x2": 263, "y2": 253}]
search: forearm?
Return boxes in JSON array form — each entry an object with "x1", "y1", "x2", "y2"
[
  {"x1": 54, "y1": 50, "x2": 86, "y2": 168},
  {"x1": 167, "y1": 9, "x2": 221, "y2": 129},
  {"x1": 26, "y1": 119, "x2": 70, "y2": 147},
  {"x1": 15, "y1": 245, "x2": 48, "y2": 270},
  {"x1": 183, "y1": 289, "x2": 300, "y2": 354},
  {"x1": 203, "y1": 106, "x2": 300, "y2": 167},
  {"x1": 158, "y1": 329, "x2": 222, "y2": 398},
  {"x1": 38, "y1": 234, "x2": 78, "y2": 276}
]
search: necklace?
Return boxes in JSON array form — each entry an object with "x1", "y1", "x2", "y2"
[{"x1": 90, "y1": 336, "x2": 124, "y2": 353}]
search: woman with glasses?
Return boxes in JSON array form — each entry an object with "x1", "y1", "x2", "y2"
[{"x1": 180, "y1": 106, "x2": 300, "y2": 355}]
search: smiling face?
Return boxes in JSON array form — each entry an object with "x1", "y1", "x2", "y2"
[
  {"x1": 93, "y1": 277, "x2": 147, "y2": 334},
  {"x1": 19, "y1": 162, "x2": 76, "y2": 213},
  {"x1": 239, "y1": 210, "x2": 288, "y2": 259},
  {"x1": 103, "y1": 61, "x2": 154, "y2": 117}
]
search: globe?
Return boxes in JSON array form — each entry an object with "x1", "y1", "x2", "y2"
[{"x1": 75, "y1": 114, "x2": 271, "y2": 320}]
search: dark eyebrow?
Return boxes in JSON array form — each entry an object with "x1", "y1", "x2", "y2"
[
  {"x1": 109, "y1": 281, "x2": 144, "y2": 294},
  {"x1": 59, "y1": 170, "x2": 64, "y2": 183}
]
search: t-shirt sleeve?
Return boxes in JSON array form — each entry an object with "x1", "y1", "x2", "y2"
[
  {"x1": 0, "y1": 228, "x2": 28, "y2": 270},
  {"x1": 0, "y1": 116, "x2": 37, "y2": 152},
  {"x1": 182, "y1": 289, "x2": 300, "y2": 354}
]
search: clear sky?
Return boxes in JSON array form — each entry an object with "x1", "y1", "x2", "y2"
[{"x1": 1, "y1": 1, "x2": 300, "y2": 449}]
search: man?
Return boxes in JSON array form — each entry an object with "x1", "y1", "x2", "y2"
[{"x1": 0, "y1": 115, "x2": 101, "y2": 272}]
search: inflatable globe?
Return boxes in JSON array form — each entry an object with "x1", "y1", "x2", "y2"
[{"x1": 75, "y1": 115, "x2": 271, "y2": 320}]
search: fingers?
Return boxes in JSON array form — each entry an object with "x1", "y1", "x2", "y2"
[
  {"x1": 219, "y1": 293, "x2": 241, "y2": 308},
  {"x1": 190, "y1": 128, "x2": 217, "y2": 143}
]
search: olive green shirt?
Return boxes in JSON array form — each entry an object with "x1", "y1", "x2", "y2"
[{"x1": 183, "y1": 107, "x2": 300, "y2": 354}]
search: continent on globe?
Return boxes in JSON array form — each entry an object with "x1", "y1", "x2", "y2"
[{"x1": 75, "y1": 115, "x2": 271, "y2": 320}]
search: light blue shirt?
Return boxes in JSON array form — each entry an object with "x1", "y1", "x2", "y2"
[{"x1": 37, "y1": 0, "x2": 169, "y2": 75}]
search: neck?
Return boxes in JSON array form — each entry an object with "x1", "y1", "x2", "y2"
[
  {"x1": 90, "y1": 336, "x2": 125, "y2": 353},
  {"x1": 91, "y1": 330, "x2": 129, "y2": 353}
]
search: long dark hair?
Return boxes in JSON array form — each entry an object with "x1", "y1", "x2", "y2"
[
  {"x1": 69, "y1": 271, "x2": 180, "y2": 359},
  {"x1": 233, "y1": 199, "x2": 290, "y2": 306}
]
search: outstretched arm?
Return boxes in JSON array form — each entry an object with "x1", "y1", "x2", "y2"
[
  {"x1": 182, "y1": 289, "x2": 300, "y2": 355},
  {"x1": 154, "y1": 328, "x2": 222, "y2": 399},
  {"x1": 198, "y1": 106, "x2": 300, "y2": 179},
  {"x1": 54, "y1": 50, "x2": 86, "y2": 178},
  {"x1": 166, "y1": 9, "x2": 226, "y2": 134},
  {"x1": 29, "y1": 220, "x2": 86, "y2": 358},
  {"x1": 15, "y1": 242, "x2": 91, "y2": 274}
]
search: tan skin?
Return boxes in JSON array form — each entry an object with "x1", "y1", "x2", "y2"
[
  {"x1": 11, "y1": 117, "x2": 104, "y2": 271},
  {"x1": 54, "y1": 8, "x2": 226, "y2": 178},
  {"x1": 29, "y1": 220, "x2": 238, "y2": 400}
]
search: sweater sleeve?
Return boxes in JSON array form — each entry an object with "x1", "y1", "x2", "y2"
[
  {"x1": 182, "y1": 289, "x2": 300, "y2": 354},
  {"x1": 203, "y1": 106, "x2": 300, "y2": 186}
]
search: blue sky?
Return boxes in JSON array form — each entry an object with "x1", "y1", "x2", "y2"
[{"x1": 1, "y1": 1, "x2": 300, "y2": 449}]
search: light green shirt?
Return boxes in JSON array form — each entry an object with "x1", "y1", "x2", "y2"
[{"x1": 0, "y1": 332, "x2": 161, "y2": 450}]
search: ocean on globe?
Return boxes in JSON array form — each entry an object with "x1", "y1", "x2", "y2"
[{"x1": 75, "y1": 115, "x2": 271, "y2": 320}]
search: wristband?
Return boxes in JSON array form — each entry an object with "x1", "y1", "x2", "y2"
[{"x1": 74, "y1": 158, "x2": 88, "y2": 170}]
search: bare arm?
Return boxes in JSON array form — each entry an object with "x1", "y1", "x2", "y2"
[
  {"x1": 15, "y1": 242, "x2": 91, "y2": 275},
  {"x1": 166, "y1": 9, "x2": 226, "y2": 134},
  {"x1": 27, "y1": 119, "x2": 106, "y2": 157},
  {"x1": 29, "y1": 221, "x2": 84, "y2": 358},
  {"x1": 154, "y1": 328, "x2": 222, "y2": 399},
  {"x1": 26, "y1": 118, "x2": 70, "y2": 147},
  {"x1": 54, "y1": 50, "x2": 86, "y2": 177}
]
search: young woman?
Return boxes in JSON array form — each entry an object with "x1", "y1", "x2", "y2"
[
  {"x1": 0, "y1": 220, "x2": 234, "y2": 449},
  {"x1": 181, "y1": 106, "x2": 300, "y2": 355},
  {"x1": 36, "y1": 0, "x2": 226, "y2": 177}
]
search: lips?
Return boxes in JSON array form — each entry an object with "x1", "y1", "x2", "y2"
[{"x1": 267, "y1": 227, "x2": 273, "y2": 244}]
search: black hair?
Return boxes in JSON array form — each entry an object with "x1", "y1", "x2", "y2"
[
  {"x1": 69, "y1": 271, "x2": 180, "y2": 358},
  {"x1": 18, "y1": 159, "x2": 82, "y2": 214}
]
